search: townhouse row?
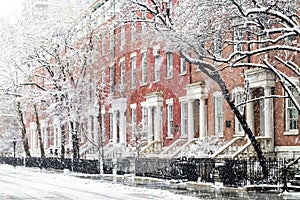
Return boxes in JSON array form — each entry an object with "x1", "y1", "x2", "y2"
[{"x1": 25, "y1": 0, "x2": 299, "y2": 160}]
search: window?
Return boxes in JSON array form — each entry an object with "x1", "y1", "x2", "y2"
[
  {"x1": 166, "y1": 52, "x2": 173, "y2": 78},
  {"x1": 167, "y1": 99, "x2": 173, "y2": 137},
  {"x1": 141, "y1": 103, "x2": 148, "y2": 133},
  {"x1": 109, "y1": 30, "x2": 114, "y2": 52},
  {"x1": 101, "y1": 113, "x2": 106, "y2": 141},
  {"x1": 233, "y1": 26, "x2": 243, "y2": 52},
  {"x1": 131, "y1": 104, "x2": 137, "y2": 140},
  {"x1": 120, "y1": 60, "x2": 125, "y2": 91},
  {"x1": 234, "y1": 89, "x2": 244, "y2": 135},
  {"x1": 101, "y1": 70, "x2": 106, "y2": 95},
  {"x1": 141, "y1": 10, "x2": 146, "y2": 34},
  {"x1": 120, "y1": 24, "x2": 125, "y2": 51},
  {"x1": 163, "y1": 0, "x2": 172, "y2": 16},
  {"x1": 141, "y1": 51, "x2": 147, "y2": 84},
  {"x1": 214, "y1": 31, "x2": 222, "y2": 57},
  {"x1": 131, "y1": 55, "x2": 136, "y2": 88},
  {"x1": 109, "y1": 113, "x2": 113, "y2": 140},
  {"x1": 131, "y1": 21, "x2": 136, "y2": 42},
  {"x1": 109, "y1": 65, "x2": 115, "y2": 93},
  {"x1": 286, "y1": 85, "x2": 299, "y2": 133},
  {"x1": 101, "y1": 34, "x2": 106, "y2": 56},
  {"x1": 214, "y1": 92, "x2": 224, "y2": 137},
  {"x1": 181, "y1": 102, "x2": 188, "y2": 137},
  {"x1": 154, "y1": 49, "x2": 160, "y2": 81},
  {"x1": 180, "y1": 57, "x2": 187, "y2": 74}
]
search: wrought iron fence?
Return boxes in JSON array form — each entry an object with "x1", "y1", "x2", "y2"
[{"x1": 0, "y1": 156, "x2": 299, "y2": 189}]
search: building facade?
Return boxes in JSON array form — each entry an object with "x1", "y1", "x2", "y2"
[{"x1": 25, "y1": 0, "x2": 299, "y2": 160}]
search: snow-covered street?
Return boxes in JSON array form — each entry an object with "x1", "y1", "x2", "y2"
[{"x1": 0, "y1": 164, "x2": 197, "y2": 200}]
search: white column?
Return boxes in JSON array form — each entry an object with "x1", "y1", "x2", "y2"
[
  {"x1": 199, "y1": 97, "x2": 206, "y2": 138},
  {"x1": 119, "y1": 110, "x2": 126, "y2": 146},
  {"x1": 147, "y1": 107, "x2": 153, "y2": 143},
  {"x1": 187, "y1": 100, "x2": 194, "y2": 141},
  {"x1": 68, "y1": 123, "x2": 72, "y2": 147},
  {"x1": 264, "y1": 87, "x2": 273, "y2": 138},
  {"x1": 87, "y1": 116, "x2": 92, "y2": 146},
  {"x1": 246, "y1": 91, "x2": 254, "y2": 133},
  {"x1": 54, "y1": 126, "x2": 57, "y2": 147},
  {"x1": 93, "y1": 116, "x2": 99, "y2": 146},
  {"x1": 58, "y1": 126, "x2": 62, "y2": 148},
  {"x1": 30, "y1": 122, "x2": 37, "y2": 151},
  {"x1": 112, "y1": 111, "x2": 118, "y2": 145},
  {"x1": 41, "y1": 120, "x2": 48, "y2": 148},
  {"x1": 154, "y1": 106, "x2": 162, "y2": 142}
]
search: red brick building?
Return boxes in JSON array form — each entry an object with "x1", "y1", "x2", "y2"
[{"x1": 25, "y1": 0, "x2": 299, "y2": 160}]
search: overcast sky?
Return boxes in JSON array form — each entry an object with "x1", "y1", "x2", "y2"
[{"x1": 0, "y1": 0, "x2": 24, "y2": 19}]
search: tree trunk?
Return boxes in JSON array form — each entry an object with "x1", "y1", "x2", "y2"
[
  {"x1": 215, "y1": 73, "x2": 268, "y2": 177},
  {"x1": 60, "y1": 124, "x2": 65, "y2": 159},
  {"x1": 17, "y1": 101, "x2": 31, "y2": 158},
  {"x1": 97, "y1": 100, "x2": 104, "y2": 174},
  {"x1": 70, "y1": 121, "x2": 79, "y2": 160},
  {"x1": 34, "y1": 104, "x2": 45, "y2": 158}
]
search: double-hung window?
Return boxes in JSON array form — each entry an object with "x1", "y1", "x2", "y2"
[
  {"x1": 181, "y1": 102, "x2": 188, "y2": 137},
  {"x1": 233, "y1": 88, "x2": 244, "y2": 135},
  {"x1": 131, "y1": 104, "x2": 137, "y2": 140},
  {"x1": 214, "y1": 92, "x2": 224, "y2": 137},
  {"x1": 109, "y1": 65, "x2": 114, "y2": 93},
  {"x1": 120, "y1": 24, "x2": 125, "y2": 51},
  {"x1": 120, "y1": 59, "x2": 125, "y2": 91},
  {"x1": 154, "y1": 49, "x2": 160, "y2": 81},
  {"x1": 141, "y1": 51, "x2": 147, "y2": 85},
  {"x1": 233, "y1": 24, "x2": 243, "y2": 52},
  {"x1": 141, "y1": 10, "x2": 146, "y2": 34},
  {"x1": 131, "y1": 21, "x2": 136, "y2": 42},
  {"x1": 131, "y1": 55, "x2": 136, "y2": 88},
  {"x1": 166, "y1": 52, "x2": 173, "y2": 78},
  {"x1": 141, "y1": 102, "x2": 148, "y2": 135},
  {"x1": 180, "y1": 57, "x2": 187, "y2": 74},
  {"x1": 285, "y1": 83, "x2": 299, "y2": 134},
  {"x1": 167, "y1": 99, "x2": 174, "y2": 138},
  {"x1": 101, "y1": 34, "x2": 105, "y2": 56},
  {"x1": 109, "y1": 112, "x2": 113, "y2": 140}
]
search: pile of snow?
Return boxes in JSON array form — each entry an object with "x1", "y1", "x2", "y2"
[{"x1": 184, "y1": 137, "x2": 225, "y2": 158}]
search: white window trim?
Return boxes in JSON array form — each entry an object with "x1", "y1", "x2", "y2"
[
  {"x1": 109, "y1": 64, "x2": 114, "y2": 93},
  {"x1": 284, "y1": 78, "x2": 299, "y2": 135},
  {"x1": 153, "y1": 46, "x2": 160, "y2": 82},
  {"x1": 130, "y1": 104, "x2": 137, "y2": 140},
  {"x1": 233, "y1": 87, "x2": 244, "y2": 136},
  {"x1": 180, "y1": 57, "x2": 187, "y2": 75},
  {"x1": 131, "y1": 21, "x2": 136, "y2": 42},
  {"x1": 141, "y1": 50, "x2": 147, "y2": 85},
  {"x1": 109, "y1": 110, "x2": 113, "y2": 141},
  {"x1": 119, "y1": 58, "x2": 125, "y2": 91},
  {"x1": 233, "y1": 26, "x2": 243, "y2": 52},
  {"x1": 141, "y1": 102, "x2": 148, "y2": 134},
  {"x1": 131, "y1": 55, "x2": 137, "y2": 88},
  {"x1": 120, "y1": 24, "x2": 125, "y2": 51},
  {"x1": 213, "y1": 91, "x2": 224, "y2": 137},
  {"x1": 166, "y1": 52, "x2": 173, "y2": 78},
  {"x1": 101, "y1": 34, "x2": 106, "y2": 56},
  {"x1": 166, "y1": 98, "x2": 174, "y2": 138},
  {"x1": 180, "y1": 101, "x2": 188, "y2": 138}
]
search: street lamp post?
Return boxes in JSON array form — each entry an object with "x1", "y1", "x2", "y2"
[{"x1": 12, "y1": 137, "x2": 16, "y2": 167}]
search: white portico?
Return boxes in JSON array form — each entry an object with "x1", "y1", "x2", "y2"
[
  {"x1": 111, "y1": 98, "x2": 127, "y2": 146},
  {"x1": 185, "y1": 82, "x2": 208, "y2": 141},
  {"x1": 246, "y1": 69, "x2": 275, "y2": 151},
  {"x1": 145, "y1": 92, "x2": 163, "y2": 146}
]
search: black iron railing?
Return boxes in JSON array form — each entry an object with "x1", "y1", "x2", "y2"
[{"x1": 1, "y1": 156, "x2": 299, "y2": 190}]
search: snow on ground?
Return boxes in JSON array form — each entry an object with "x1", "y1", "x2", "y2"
[{"x1": 0, "y1": 164, "x2": 198, "y2": 200}]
